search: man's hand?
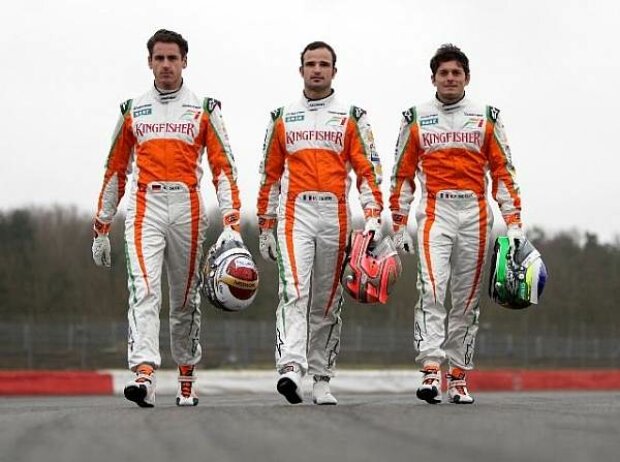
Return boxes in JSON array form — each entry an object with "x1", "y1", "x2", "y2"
[
  {"x1": 92, "y1": 234, "x2": 112, "y2": 268},
  {"x1": 393, "y1": 226, "x2": 414, "y2": 255},
  {"x1": 216, "y1": 226, "x2": 242, "y2": 248},
  {"x1": 259, "y1": 228, "x2": 277, "y2": 262},
  {"x1": 507, "y1": 225, "x2": 525, "y2": 259},
  {"x1": 363, "y1": 216, "x2": 382, "y2": 244}
]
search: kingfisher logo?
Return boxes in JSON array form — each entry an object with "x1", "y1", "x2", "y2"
[
  {"x1": 286, "y1": 130, "x2": 343, "y2": 146},
  {"x1": 135, "y1": 122, "x2": 196, "y2": 137},
  {"x1": 422, "y1": 131, "x2": 482, "y2": 147}
]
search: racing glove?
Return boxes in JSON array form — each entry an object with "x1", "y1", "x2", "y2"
[
  {"x1": 363, "y1": 208, "x2": 382, "y2": 244},
  {"x1": 393, "y1": 226, "x2": 414, "y2": 255},
  {"x1": 391, "y1": 212, "x2": 414, "y2": 255},
  {"x1": 507, "y1": 225, "x2": 525, "y2": 259},
  {"x1": 258, "y1": 217, "x2": 277, "y2": 262},
  {"x1": 92, "y1": 219, "x2": 111, "y2": 268},
  {"x1": 216, "y1": 210, "x2": 243, "y2": 247}
]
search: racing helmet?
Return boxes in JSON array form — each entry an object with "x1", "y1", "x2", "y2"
[
  {"x1": 201, "y1": 239, "x2": 259, "y2": 312},
  {"x1": 488, "y1": 236, "x2": 548, "y2": 310},
  {"x1": 341, "y1": 230, "x2": 402, "y2": 304}
]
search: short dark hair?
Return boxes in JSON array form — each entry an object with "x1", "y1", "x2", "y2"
[
  {"x1": 430, "y1": 44, "x2": 469, "y2": 77},
  {"x1": 147, "y1": 29, "x2": 189, "y2": 58},
  {"x1": 300, "y1": 41, "x2": 337, "y2": 67}
]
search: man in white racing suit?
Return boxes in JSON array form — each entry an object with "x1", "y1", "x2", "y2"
[
  {"x1": 390, "y1": 44, "x2": 524, "y2": 404},
  {"x1": 91, "y1": 29, "x2": 242, "y2": 407},
  {"x1": 257, "y1": 41, "x2": 383, "y2": 405}
]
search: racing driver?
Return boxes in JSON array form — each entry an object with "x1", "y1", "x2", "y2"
[
  {"x1": 91, "y1": 29, "x2": 242, "y2": 408},
  {"x1": 389, "y1": 44, "x2": 524, "y2": 404},
  {"x1": 257, "y1": 41, "x2": 383, "y2": 405}
]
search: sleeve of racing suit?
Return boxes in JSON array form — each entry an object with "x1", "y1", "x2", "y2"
[
  {"x1": 256, "y1": 108, "x2": 286, "y2": 228},
  {"x1": 345, "y1": 106, "x2": 383, "y2": 212},
  {"x1": 203, "y1": 98, "x2": 241, "y2": 216},
  {"x1": 484, "y1": 106, "x2": 522, "y2": 227},
  {"x1": 95, "y1": 99, "x2": 136, "y2": 230},
  {"x1": 389, "y1": 107, "x2": 419, "y2": 228}
]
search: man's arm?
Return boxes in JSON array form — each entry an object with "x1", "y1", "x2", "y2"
[
  {"x1": 485, "y1": 106, "x2": 522, "y2": 229},
  {"x1": 346, "y1": 106, "x2": 383, "y2": 210},
  {"x1": 256, "y1": 108, "x2": 286, "y2": 261},
  {"x1": 203, "y1": 98, "x2": 242, "y2": 231},
  {"x1": 389, "y1": 108, "x2": 419, "y2": 230},
  {"x1": 92, "y1": 99, "x2": 136, "y2": 267},
  {"x1": 388, "y1": 108, "x2": 419, "y2": 254}
]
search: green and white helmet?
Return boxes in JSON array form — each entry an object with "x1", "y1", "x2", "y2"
[{"x1": 488, "y1": 236, "x2": 548, "y2": 310}]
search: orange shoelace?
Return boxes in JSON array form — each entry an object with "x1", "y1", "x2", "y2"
[{"x1": 179, "y1": 365, "x2": 194, "y2": 397}]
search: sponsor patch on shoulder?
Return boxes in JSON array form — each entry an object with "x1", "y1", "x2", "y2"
[
  {"x1": 271, "y1": 107, "x2": 284, "y2": 121},
  {"x1": 402, "y1": 107, "x2": 416, "y2": 124}
]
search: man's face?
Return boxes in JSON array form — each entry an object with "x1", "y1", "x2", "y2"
[
  {"x1": 299, "y1": 48, "x2": 336, "y2": 95},
  {"x1": 148, "y1": 42, "x2": 186, "y2": 91},
  {"x1": 432, "y1": 60, "x2": 469, "y2": 103}
]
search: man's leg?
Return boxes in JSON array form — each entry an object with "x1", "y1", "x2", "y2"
[
  {"x1": 413, "y1": 196, "x2": 455, "y2": 403},
  {"x1": 123, "y1": 190, "x2": 167, "y2": 407},
  {"x1": 166, "y1": 188, "x2": 206, "y2": 406},
  {"x1": 274, "y1": 198, "x2": 316, "y2": 403},
  {"x1": 444, "y1": 199, "x2": 492, "y2": 404},
  {"x1": 307, "y1": 196, "x2": 347, "y2": 405}
]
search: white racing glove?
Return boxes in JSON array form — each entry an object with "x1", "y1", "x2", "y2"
[
  {"x1": 216, "y1": 226, "x2": 243, "y2": 247},
  {"x1": 506, "y1": 225, "x2": 525, "y2": 259},
  {"x1": 391, "y1": 212, "x2": 414, "y2": 255},
  {"x1": 259, "y1": 228, "x2": 278, "y2": 262},
  {"x1": 216, "y1": 210, "x2": 243, "y2": 247},
  {"x1": 92, "y1": 219, "x2": 112, "y2": 268},
  {"x1": 363, "y1": 207, "x2": 383, "y2": 245},
  {"x1": 393, "y1": 226, "x2": 414, "y2": 255},
  {"x1": 92, "y1": 234, "x2": 111, "y2": 268}
]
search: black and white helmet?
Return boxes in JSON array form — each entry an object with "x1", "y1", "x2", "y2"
[{"x1": 201, "y1": 239, "x2": 259, "y2": 312}]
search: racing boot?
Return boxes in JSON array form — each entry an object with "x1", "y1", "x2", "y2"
[
  {"x1": 447, "y1": 367, "x2": 474, "y2": 404},
  {"x1": 277, "y1": 363, "x2": 303, "y2": 404},
  {"x1": 312, "y1": 376, "x2": 338, "y2": 405},
  {"x1": 176, "y1": 365, "x2": 199, "y2": 406},
  {"x1": 124, "y1": 363, "x2": 156, "y2": 408},
  {"x1": 416, "y1": 363, "x2": 442, "y2": 404}
]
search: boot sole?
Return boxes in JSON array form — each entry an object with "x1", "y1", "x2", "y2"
[
  {"x1": 277, "y1": 378, "x2": 302, "y2": 404},
  {"x1": 124, "y1": 384, "x2": 154, "y2": 408},
  {"x1": 416, "y1": 387, "x2": 442, "y2": 404}
]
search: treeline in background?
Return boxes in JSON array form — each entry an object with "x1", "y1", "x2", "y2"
[{"x1": 1, "y1": 206, "x2": 619, "y2": 370}]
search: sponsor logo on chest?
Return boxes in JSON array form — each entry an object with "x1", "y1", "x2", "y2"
[
  {"x1": 285, "y1": 129, "x2": 344, "y2": 147},
  {"x1": 135, "y1": 122, "x2": 197, "y2": 138},
  {"x1": 421, "y1": 131, "x2": 482, "y2": 148}
]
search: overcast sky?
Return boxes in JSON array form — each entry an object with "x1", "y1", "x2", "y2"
[{"x1": 2, "y1": 0, "x2": 619, "y2": 242}]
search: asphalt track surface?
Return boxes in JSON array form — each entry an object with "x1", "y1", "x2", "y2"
[{"x1": 1, "y1": 392, "x2": 618, "y2": 462}]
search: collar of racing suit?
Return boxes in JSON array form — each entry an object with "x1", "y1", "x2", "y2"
[
  {"x1": 434, "y1": 91, "x2": 466, "y2": 113},
  {"x1": 301, "y1": 89, "x2": 335, "y2": 111},
  {"x1": 152, "y1": 79, "x2": 185, "y2": 104}
]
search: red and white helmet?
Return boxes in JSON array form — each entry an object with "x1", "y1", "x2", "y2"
[
  {"x1": 201, "y1": 239, "x2": 259, "y2": 312},
  {"x1": 341, "y1": 230, "x2": 402, "y2": 304}
]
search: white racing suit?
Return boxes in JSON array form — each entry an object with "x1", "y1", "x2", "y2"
[
  {"x1": 390, "y1": 95, "x2": 522, "y2": 370},
  {"x1": 95, "y1": 84, "x2": 240, "y2": 370},
  {"x1": 257, "y1": 92, "x2": 383, "y2": 378}
]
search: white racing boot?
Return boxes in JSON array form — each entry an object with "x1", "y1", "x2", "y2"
[
  {"x1": 176, "y1": 365, "x2": 199, "y2": 406},
  {"x1": 277, "y1": 363, "x2": 303, "y2": 404},
  {"x1": 416, "y1": 363, "x2": 442, "y2": 404},
  {"x1": 447, "y1": 367, "x2": 475, "y2": 404},
  {"x1": 312, "y1": 376, "x2": 338, "y2": 405},
  {"x1": 124, "y1": 364, "x2": 156, "y2": 408}
]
